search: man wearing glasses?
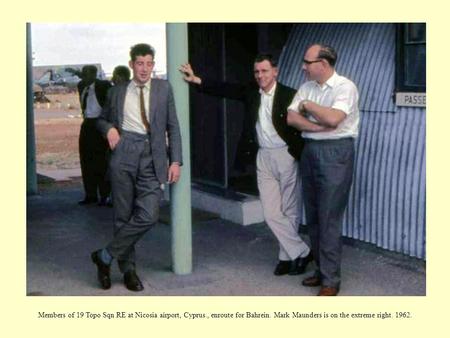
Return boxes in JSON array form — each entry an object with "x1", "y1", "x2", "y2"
[{"x1": 287, "y1": 44, "x2": 359, "y2": 296}]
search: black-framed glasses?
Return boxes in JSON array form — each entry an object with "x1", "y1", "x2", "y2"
[{"x1": 303, "y1": 59, "x2": 323, "y2": 65}]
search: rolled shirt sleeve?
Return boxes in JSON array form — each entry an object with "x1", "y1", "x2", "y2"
[
  {"x1": 287, "y1": 90, "x2": 305, "y2": 113},
  {"x1": 331, "y1": 82, "x2": 359, "y2": 115}
]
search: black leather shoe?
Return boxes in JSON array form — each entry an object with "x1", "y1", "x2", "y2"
[
  {"x1": 97, "y1": 197, "x2": 108, "y2": 206},
  {"x1": 274, "y1": 260, "x2": 292, "y2": 276},
  {"x1": 79, "y1": 197, "x2": 98, "y2": 205},
  {"x1": 124, "y1": 270, "x2": 144, "y2": 292},
  {"x1": 288, "y1": 251, "x2": 314, "y2": 275},
  {"x1": 91, "y1": 250, "x2": 111, "y2": 290}
]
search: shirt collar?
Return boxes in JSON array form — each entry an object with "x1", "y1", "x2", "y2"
[
  {"x1": 259, "y1": 82, "x2": 277, "y2": 96},
  {"x1": 312, "y1": 71, "x2": 338, "y2": 90},
  {"x1": 83, "y1": 83, "x2": 93, "y2": 95},
  {"x1": 322, "y1": 71, "x2": 339, "y2": 89},
  {"x1": 131, "y1": 79, "x2": 151, "y2": 90}
]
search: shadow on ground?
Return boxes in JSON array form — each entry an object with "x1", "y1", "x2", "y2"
[{"x1": 27, "y1": 183, "x2": 425, "y2": 296}]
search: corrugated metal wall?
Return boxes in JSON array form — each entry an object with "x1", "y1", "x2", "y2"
[{"x1": 278, "y1": 23, "x2": 426, "y2": 259}]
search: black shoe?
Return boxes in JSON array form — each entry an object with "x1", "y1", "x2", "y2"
[
  {"x1": 288, "y1": 251, "x2": 314, "y2": 275},
  {"x1": 78, "y1": 197, "x2": 98, "y2": 205},
  {"x1": 97, "y1": 197, "x2": 108, "y2": 206},
  {"x1": 91, "y1": 250, "x2": 111, "y2": 289},
  {"x1": 123, "y1": 270, "x2": 144, "y2": 292},
  {"x1": 274, "y1": 260, "x2": 292, "y2": 276}
]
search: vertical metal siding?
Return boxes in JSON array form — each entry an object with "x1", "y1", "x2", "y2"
[
  {"x1": 279, "y1": 23, "x2": 397, "y2": 112},
  {"x1": 278, "y1": 24, "x2": 426, "y2": 259}
]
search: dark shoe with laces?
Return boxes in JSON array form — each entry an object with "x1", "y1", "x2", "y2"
[
  {"x1": 78, "y1": 197, "x2": 98, "y2": 205},
  {"x1": 288, "y1": 251, "x2": 314, "y2": 275},
  {"x1": 274, "y1": 260, "x2": 292, "y2": 276},
  {"x1": 123, "y1": 270, "x2": 144, "y2": 292},
  {"x1": 97, "y1": 197, "x2": 109, "y2": 206},
  {"x1": 91, "y1": 250, "x2": 111, "y2": 290}
]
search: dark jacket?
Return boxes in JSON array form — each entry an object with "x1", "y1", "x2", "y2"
[
  {"x1": 77, "y1": 79, "x2": 112, "y2": 116},
  {"x1": 196, "y1": 80, "x2": 303, "y2": 162},
  {"x1": 97, "y1": 79, "x2": 182, "y2": 184}
]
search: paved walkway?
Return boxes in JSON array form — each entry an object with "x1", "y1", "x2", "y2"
[
  {"x1": 27, "y1": 186, "x2": 425, "y2": 296},
  {"x1": 37, "y1": 168, "x2": 81, "y2": 182}
]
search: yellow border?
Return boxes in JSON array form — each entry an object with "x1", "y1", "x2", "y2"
[{"x1": 1, "y1": 0, "x2": 446, "y2": 336}]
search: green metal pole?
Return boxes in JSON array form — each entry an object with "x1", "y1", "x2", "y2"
[
  {"x1": 166, "y1": 23, "x2": 192, "y2": 274},
  {"x1": 27, "y1": 23, "x2": 38, "y2": 195}
]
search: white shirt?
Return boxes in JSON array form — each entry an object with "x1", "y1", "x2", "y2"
[
  {"x1": 255, "y1": 82, "x2": 287, "y2": 148},
  {"x1": 82, "y1": 83, "x2": 102, "y2": 118},
  {"x1": 122, "y1": 80, "x2": 151, "y2": 134},
  {"x1": 288, "y1": 72, "x2": 359, "y2": 140}
]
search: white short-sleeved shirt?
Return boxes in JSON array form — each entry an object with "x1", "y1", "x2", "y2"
[{"x1": 288, "y1": 72, "x2": 359, "y2": 140}]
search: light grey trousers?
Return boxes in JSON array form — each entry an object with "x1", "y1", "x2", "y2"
[
  {"x1": 301, "y1": 138, "x2": 355, "y2": 289},
  {"x1": 106, "y1": 130, "x2": 162, "y2": 273},
  {"x1": 256, "y1": 147, "x2": 310, "y2": 261}
]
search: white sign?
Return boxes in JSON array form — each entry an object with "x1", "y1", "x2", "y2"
[{"x1": 396, "y1": 92, "x2": 426, "y2": 107}]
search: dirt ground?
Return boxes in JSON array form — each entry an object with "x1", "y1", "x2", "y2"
[{"x1": 34, "y1": 93, "x2": 82, "y2": 170}]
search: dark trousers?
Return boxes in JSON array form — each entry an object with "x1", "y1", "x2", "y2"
[
  {"x1": 106, "y1": 131, "x2": 162, "y2": 273},
  {"x1": 79, "y1": 118, "x2": 110, "y2": 200},
  {"x1": 300, "y1": 138, "x2": 355, "y2": 289}
]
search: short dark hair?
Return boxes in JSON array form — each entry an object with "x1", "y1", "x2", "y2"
[
  {"x1": 130, "y1": 43, "x2": 155, "y2": 61},
  {"x1": 316, "y1": 44, "x2": 338, "y2": 67},
  {"x1": 81, "y1": 65, "x2": 97, "y2": 76},
  {"x1": 112, "y1": 65, "x2": 131, "y2": 81},
  {"x1": 254, "y1": 53, "x2": 277, "y2": 67}
]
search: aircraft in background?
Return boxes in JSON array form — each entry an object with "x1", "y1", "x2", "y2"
[
  {"x1": 33, "y1": 64, "x2": 105, "y2": 94},
  {"x1": 34, "y1": 68, "x2": 81, "y2": 91}
]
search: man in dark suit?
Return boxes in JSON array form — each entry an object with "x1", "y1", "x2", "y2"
[
  {"x1": 77, "y1": 65, "x2": 112, "y2": 206},
  {"x1": 91, "y1": 43, "x2": 182, "y2": 292},
  {"x1": 180, "y1": 55, "x2": 313, "y2": 276}
]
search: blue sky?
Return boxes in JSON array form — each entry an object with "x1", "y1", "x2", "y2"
[{"x1": 31, "y1": 23, "x2": 167, "y2": 75}]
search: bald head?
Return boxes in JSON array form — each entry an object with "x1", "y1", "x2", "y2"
[
  {"x1": 316, "y1": 44, "x2": 337, "y2": 67},
  {"x1": 302, "y1": 44, "x2": 337, "y2": 84}
]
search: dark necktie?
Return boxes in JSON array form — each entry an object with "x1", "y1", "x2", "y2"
[
  {"x1": 81, "y1": 87, "x2": 89, "y2": 114},
  {"x1": 138, "y1": 86, "x2": 150, "y2": 131}
]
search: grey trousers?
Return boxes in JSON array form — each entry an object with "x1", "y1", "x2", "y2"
[
  {"x1": 300, "y1": 138, "x2": 355, "y2": 289},
  {"x1": 257, "y1": 147, "x2": 310, "y2": 261},
  {"x1": 106, "y1": 130, "x2": 162, "y2": 273}
]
